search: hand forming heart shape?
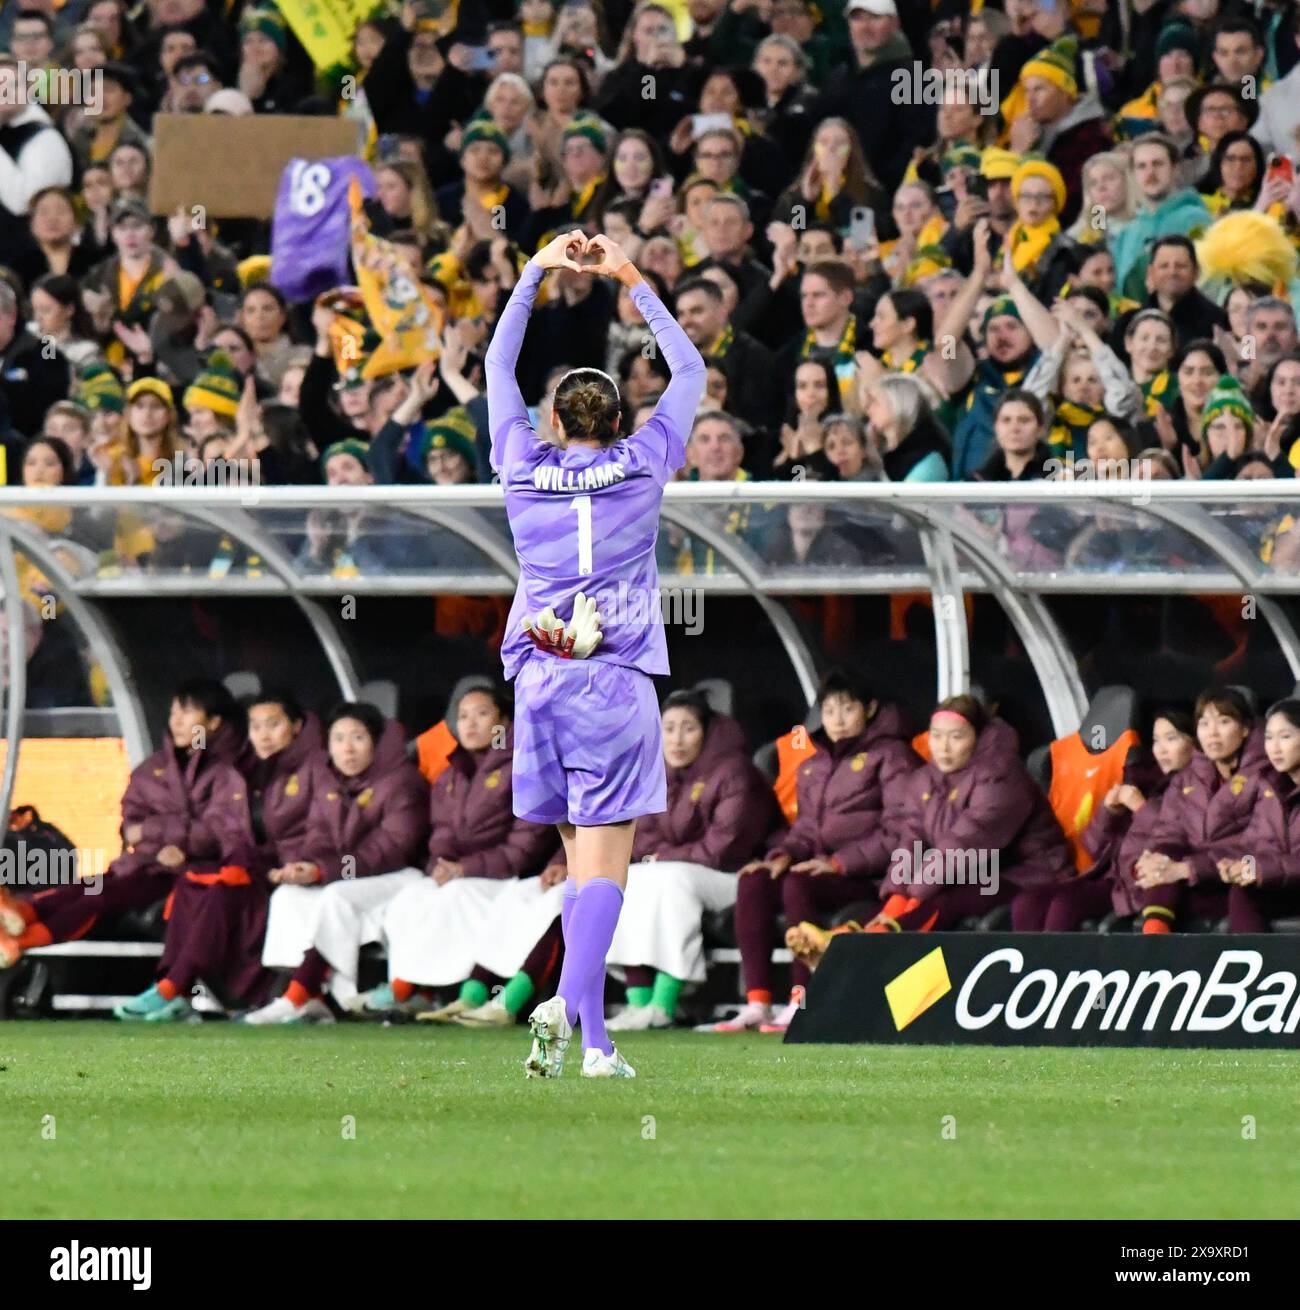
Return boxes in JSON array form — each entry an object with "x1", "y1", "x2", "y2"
[{"x1": 537, "y1": 229, "x2": 632, "y2": 280}]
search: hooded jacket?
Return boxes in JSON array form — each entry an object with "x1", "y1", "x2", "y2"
[
  {"x1": 425, "y1": 728, "x2": 555, "y2": 879},
  {"x1": 768, "y1": 703, "x2": 920, "y2": 877},
  {"x1": 1120, "y1": 730, "x2": 1270, "y2": 884},
  {"x1": 885, "y1": 718, "x2": 1073, "y2": 899},
  {"x1": 113, "y1": 719, "x2": 252, "y2": 876},
  {"x1": 1218, "y1": 767, "x2": 1300, "y2": 889},
  {"x1": 245, "y1": 713, "x2": 325, "y2": 869},
  {"x1": 1080, "y1": 752, "x2": 1174, "y2": 916},
  {"x1": 294, "y1": 720, "x2": 430, "y2": 883},
  {"x1": 632, "y1": 713, "x2": 778, "y2": 871},
  {"x1": 1111, "y1": 188, "x2": 1213, "y2": 299}
]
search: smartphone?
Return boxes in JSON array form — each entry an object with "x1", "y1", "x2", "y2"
[
  {"x1": 464, "y1": 45, "x2": 494, "y2": 70},
  {"x1": 968, "y1": 172, "x2": 989, "y2": 201},
  {"x1": 1266, "y1": 154, "x2": 1295, "y2": 188},
  {"x1": 650, "y1": 176, "x2": 674, "y2": 199},
  {"x1": 848, "y1": 206, "x2": 875, "y2": 250},
  {"x1": 692, "y1": 112, "x2": 733, "y2": 139}
]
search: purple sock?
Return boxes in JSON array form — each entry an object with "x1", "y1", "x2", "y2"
[
  {"x1": 554, "y1": 877, "x2": 623, "y2": 1054},
  {"x1": 579, "y1": 972, "x2": 613, "y2": 1057},
  {"x1": 560, "y1": 878, "x2": 578, "y2": 943}
]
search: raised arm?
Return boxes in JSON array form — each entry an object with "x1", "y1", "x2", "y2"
[
  {"x1": 485, "y1": 262, "x2": 543, "y2": 473},
  {"x1": 1002, "y1": 242, "x2": 1067, "y2": 356},
  {"x1": 586, "y1": 234, "x2": 705, "y2": 480},
  {"x1": 1059, "y1": 303, "x2": 1146, "y2": 421},
  {"x1": 486, "y1": 230, "x2": 586, "y2": 474},
  {"x1": 931, "y1": 220, "x2": 996, "y2": 398}
]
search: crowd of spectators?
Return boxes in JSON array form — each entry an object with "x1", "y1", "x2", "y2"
[{"x1": 0, "y1": 2, "x2": 1296, "y2": 569}]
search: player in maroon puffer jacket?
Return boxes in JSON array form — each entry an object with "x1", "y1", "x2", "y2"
[
  {"x1": 786, "y1": 694, "x2": 1074, "y2": 968},
  {"x1": 1118, "y1": 687, "x2": 1267, "y2": 933},
  {"x1": 112, "y1": 692, "x2": 329, "y2": 1020},
  {"x1": 724, "y1": 667, "x2": 920, "y2": 1034},
  {"x1": 0, "y1": 679, "x2": 248, "y2": 973},
  {"x1": 1215, "y1": 699, "x2": 1300, "y2": 931}
]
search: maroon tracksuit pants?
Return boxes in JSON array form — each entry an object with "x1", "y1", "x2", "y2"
[
  {"x1": 27, "y1": 866, "x2": 170, "y2": 941},
  {"x1": 735, "y1": 869, "x2": 880, "y2": 993},
  {"x1": 158, "y1": 876, "x2": 273, "y2": 1005},
  {"x1": 1012, "y1": 878, "x2": 1114, "y2": 932},
  {"x1": 1226, "y1": 884, "x2": 1300, "y2": 932}
]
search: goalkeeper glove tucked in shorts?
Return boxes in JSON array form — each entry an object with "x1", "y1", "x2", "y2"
[{"x1": 524, "y1": 591, "x2": 604, "y2": 659}]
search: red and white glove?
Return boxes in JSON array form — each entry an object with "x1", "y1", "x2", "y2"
[{"x1": 524, "y1": 591, "x2": 604, "y2": 659}]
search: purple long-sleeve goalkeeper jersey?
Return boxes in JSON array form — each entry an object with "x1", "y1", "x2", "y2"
[{"x1": 487, "y1": 262, "x2": 706, "y2": 681}]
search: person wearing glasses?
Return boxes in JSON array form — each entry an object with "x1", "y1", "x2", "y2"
[{"x1": 168, "y1": 50, "x2": 223, "y2": 114}]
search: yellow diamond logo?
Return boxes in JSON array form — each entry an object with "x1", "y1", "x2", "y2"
[{"x1": 884, "y1": 947, "x2": 952, "y2": 1031}]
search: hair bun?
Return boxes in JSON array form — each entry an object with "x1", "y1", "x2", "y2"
[{"x1": 553, "y1": 368, "x2": 621, "y2": 443}]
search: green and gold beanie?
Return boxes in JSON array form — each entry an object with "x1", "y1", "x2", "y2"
[
  {"x1": 320, "y1": 438, "x2": 371, "y2": 474},
  {"x1": 461, "y1": 119, "x2": 511, "y2": 163},
  {"x1": 77, "y1": 360, "x2": 125, "y2": 414},
  {"x1": 183, "y1": 349, "x2": 241, "y2": 419},
  {"x1": 240, "y1": 5, "x2": 287, "y2": 50},
  {"x1": 416, "y1": 406, "x2": 477, "y2": 469},
  {"x1": 1201, "y1": 374, "x2": 1254, "y2": 435},
  {"x1": 563, "y1": 115, "x2": 608, "y2": 157},
  {"x1": 981, "y1": 295, "x2": 1023, "y2": 332},
  {"x1": 940, "y1": 144, "x2": 982, "y2": 177},
  {"x1": 1020, "y1": 34, "x2": 1079, "y2": 100}
]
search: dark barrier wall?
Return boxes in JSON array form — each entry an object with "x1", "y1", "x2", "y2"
[{"x1": 788, "y1": 934, "x2": 1300, "y2": 1049}]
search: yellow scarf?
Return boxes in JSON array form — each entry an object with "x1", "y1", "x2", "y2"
[
  {"x1": 816, "y1": 180, "x2": 842, "y2": 221},
  {"x1": 1007, "y1": 216, "x2": 1060, "y2": 274},
  {"x1": 573, "y1": 173, "x2": 606, "y2": 219},
  {"x1": 881, "y1": 214, "x2": 948, "y2": 278},
  {"x1": 472, "y1": 183, "x2": 509, "y2": 214},
  {"x1": 883, "y1": 342, "x2": 929, "y2": 373},
  {"x1": 706, "y1": 324, "x2": 734, "y2": 359}
]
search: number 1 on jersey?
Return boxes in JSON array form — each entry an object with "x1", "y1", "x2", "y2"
[{"x1": 571, "y1": 495, "x2": 593, "y2": 576}]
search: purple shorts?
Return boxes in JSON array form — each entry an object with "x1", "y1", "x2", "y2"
[{"x1": 511, "y1": 655, "x2": 665, "y2": 826}]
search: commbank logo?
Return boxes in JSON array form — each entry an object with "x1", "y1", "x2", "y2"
[
  {"x1": 884, "y1": 946, "x2": 952, "y2": 1030},
  {"x1": 954, "y1": 948, "x2": 1300, "y2": 1035}
]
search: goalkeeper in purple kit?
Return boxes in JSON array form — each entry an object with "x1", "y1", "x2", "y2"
[{"x1": 485, "y1": 230, "x2": 706, "y2": 1080}]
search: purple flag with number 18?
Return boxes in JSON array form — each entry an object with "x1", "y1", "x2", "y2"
[{"x1": 271, "y1": 157, "x2": 376, "y2": 304}]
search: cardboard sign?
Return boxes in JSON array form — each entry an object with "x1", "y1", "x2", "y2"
[{"x1": 148, "y1": 115, "x2": 363, "y2": 220}]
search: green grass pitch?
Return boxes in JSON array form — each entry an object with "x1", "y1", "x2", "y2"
[{"x1": 3, "y1": 1022, "x2": 1298, "y2": 1219}]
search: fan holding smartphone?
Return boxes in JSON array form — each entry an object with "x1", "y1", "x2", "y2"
[{"x1": 776, "y1": 118, "x2": 884, "y2": 235}]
